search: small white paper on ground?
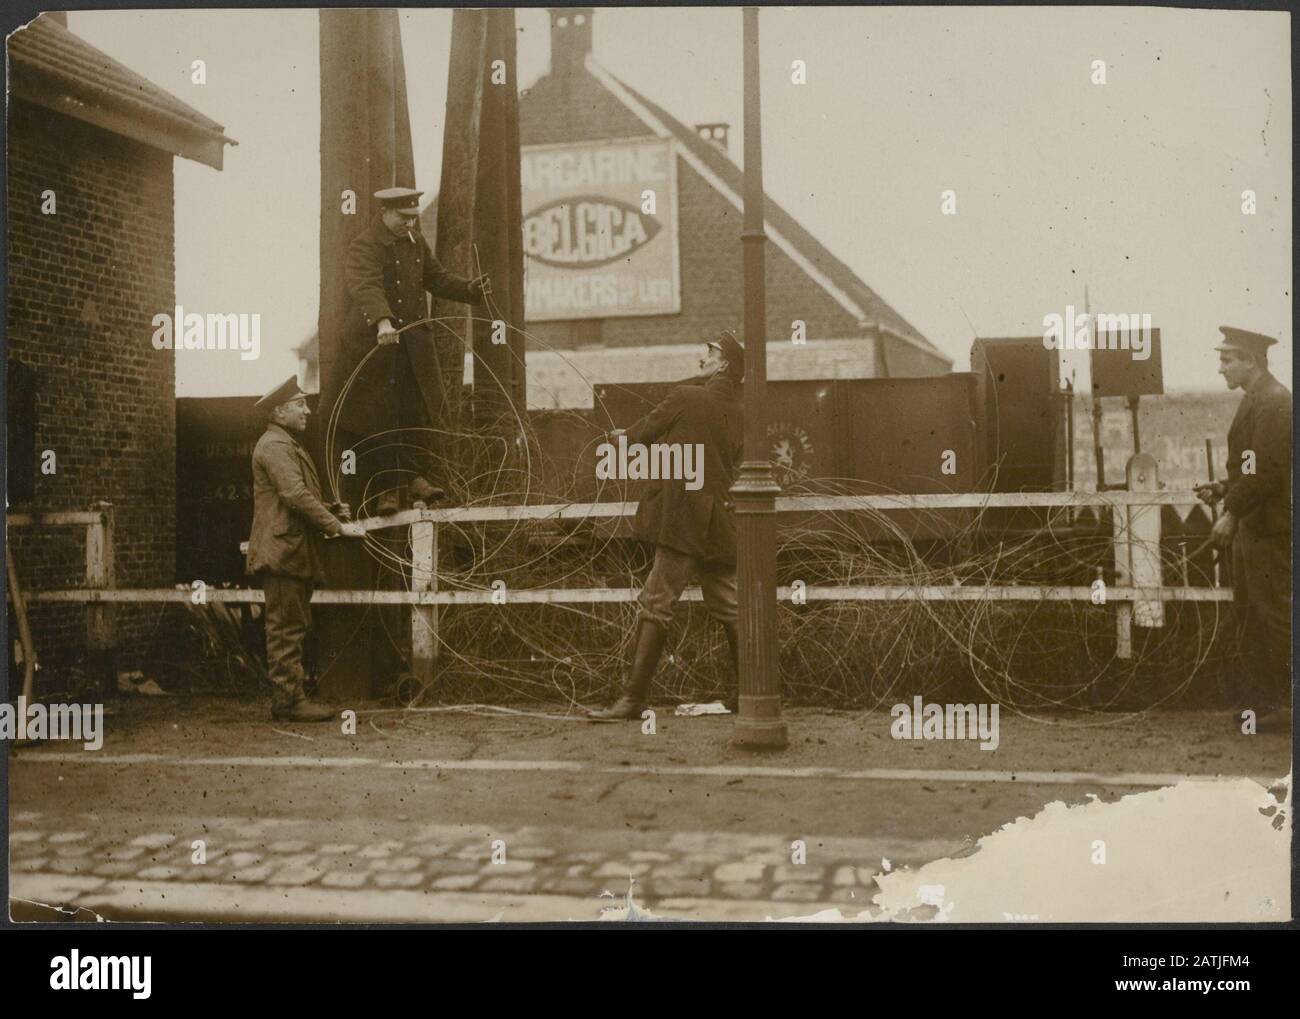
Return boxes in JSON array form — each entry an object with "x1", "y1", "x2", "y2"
[{"x1": 674, "y1": 702, "x2": 731, "y2": 716}]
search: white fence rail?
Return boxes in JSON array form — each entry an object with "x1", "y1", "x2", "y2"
[{"x1": 6, "y1": 455, "x2": 1230, "y2": 680}]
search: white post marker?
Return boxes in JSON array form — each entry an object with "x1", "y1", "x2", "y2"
[
  {"x1": 1126, "y1": 453, "x2": 1165, "y2": 629},
  {"x1": 410, "y1": 515, "x2": 439, "y2": 690}
]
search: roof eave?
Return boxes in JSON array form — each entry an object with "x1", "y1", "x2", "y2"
[
  {"x1": 865, "y1": 321, "x2": 954, "y2": 369},
  {"x1": 11, "y1": 65, "x2": 235, "y2": 170}
]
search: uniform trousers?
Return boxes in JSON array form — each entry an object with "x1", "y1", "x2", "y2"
[
  {"x1": 1232, "y1": 525, "x2": 1292, "y2": 708},
  {"x1": 261, "y1": 572, "x2": 314, "y2": 706}
]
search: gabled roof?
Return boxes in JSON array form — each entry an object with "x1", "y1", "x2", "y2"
[
  {"x1": 7, "y1": 14, "x2": 235, "y2": 169},
  {"x1": 586, "y1": 58, "x2": 948, "y2": 366}
]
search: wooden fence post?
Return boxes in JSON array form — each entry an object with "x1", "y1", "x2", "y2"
[
  {"x1": 1126, "y1": 453, "x2": 1164, "y2": 629},
  {"x1": 85, "y1": 500, "x2": 117, "y2": 697},
  {"x1": 1113, "y1": 453, "x2": 1164, "y2": 659},
  {"x1": 410, "y1": 514, "x2": 439, "y2": 691}
]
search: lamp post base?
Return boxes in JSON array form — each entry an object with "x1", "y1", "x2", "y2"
[{"x1": 733, "y1": 694, "x2": 788, "y2": 749}]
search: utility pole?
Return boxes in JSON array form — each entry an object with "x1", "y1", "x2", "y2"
[{"x1": 732, "y1": 6, "x2": 787, "y2": 749}]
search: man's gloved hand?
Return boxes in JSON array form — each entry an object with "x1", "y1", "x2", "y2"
[
  {"x1": 469, "y1": 274, "x2": 493, "y2": 303},
  {"x1": 1194, "y1": 481, "x2": 1225, "y2": 505},
  {"x1": 376, "y1": 319, "x2": 399, "y2": 346},
  {"x1": 337, "y1": 522, "x2": 367, "y2": 539}
]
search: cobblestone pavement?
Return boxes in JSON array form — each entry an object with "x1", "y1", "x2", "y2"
[
  {"x1": 8, "y1": 702, "x2": 1287, "y2": 923},
  {"x1": 9, "y1": 810, "x2": 934, "y2": 922}
]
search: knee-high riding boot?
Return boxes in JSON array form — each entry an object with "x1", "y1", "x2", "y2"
[{"x1": 587, "y1": 618, "x2": 669, "y2": 721}]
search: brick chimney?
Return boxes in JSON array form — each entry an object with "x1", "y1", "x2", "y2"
[
  {"x1": 550, "y1": 7, "x2": 594, "y2": 76},
  {"x1": 695, "y1": 122, "x2": 730, "y2": 154}
]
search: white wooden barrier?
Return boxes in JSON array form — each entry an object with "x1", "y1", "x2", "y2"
[{"x1": 7, "y1": 460, "x2": 1228, "y2": 682}]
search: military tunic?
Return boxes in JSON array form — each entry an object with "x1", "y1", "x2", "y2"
[
  {"x1": 627, "y1": 374, "x2": 745, "y2": 564},
  {"x1": 338, "y1": 215, "x2": 478, "y2": 439},
  {"x1": 246, "y1": 423, "x2": 343, "y2": 704},
  {"x1": 1221, "y1": 371, "x2": 1292, "y2": 704},
  {"x1": 1222, "y1": 371, "x2": 1291, "y2": 537},
  {"x1": 624, "y1": 374, "x2": 745, "y2": 627}
]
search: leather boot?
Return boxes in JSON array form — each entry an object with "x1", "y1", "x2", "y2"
[
  {"x1": 721, "y1": 621, "x2": 740, "y2": 712},
  {"x1": 587, "y1": 619, "x2": 668, "y2": 721},
  {"x1": 272, "y1": 696, "x2": 336, "y2": 723},
  {"x1": 410, "y1": 477, "x2": 445, "y2": 504}
]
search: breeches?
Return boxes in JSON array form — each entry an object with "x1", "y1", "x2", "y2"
[{"x1": 637, "y1": 546, "x2": 738, "y2": 627}]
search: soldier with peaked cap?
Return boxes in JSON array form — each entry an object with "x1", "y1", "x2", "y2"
[
  {"x1": 1195, "y1": 327, "x2": 1292, "y2": 731},
  {"x1": 248, "y1": 375, "x2": 366, "y2": 722},
  {"x1": 338, "y1": 186, "x2": 492, "y2": 516},
  {"x1": 588, "y1": 329, "x2": 746, "y2": 721}
]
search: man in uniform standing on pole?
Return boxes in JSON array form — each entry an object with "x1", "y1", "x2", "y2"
[
  {"x1": 339, "y1": 186, "x2": 491, "y2": 515},
  {"x1": 248, "y1": 376, "x2": 365, "y2": 721},
  {"x1": 1195, "y1": 327, "x2": 1292, "y2": 731},
  {"x1": 588, "y1": 330, "x2": 746, "y2": 721}
]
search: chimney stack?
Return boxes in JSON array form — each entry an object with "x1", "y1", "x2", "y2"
[
  {"x1": 695, "y1": 122, "x2": 730, "y2": 154},
  {"x1": 549, "y1": 8, "x2": 594, "y2": 76}
]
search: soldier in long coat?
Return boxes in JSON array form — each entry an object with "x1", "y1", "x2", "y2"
[
  {"x1": 1196, "y1": 327, "x2": 1292, "y2": 730},
  {"x1": 338, "y1": 186, "x2": 489, "y2": 515},
  {"x1": 589, "y1": 331, "x2": 746, "y2": 721},
  {"x1": 247, "y1": 377, "x2": 365, "y2": 721}
]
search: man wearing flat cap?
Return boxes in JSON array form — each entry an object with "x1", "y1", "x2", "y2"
[
  {"x1": 589, "y1": 330, "x2": 746, "y2": 721},
  {"x1": 338, "y1": 186, "x2": 492, "y2": 516},
  {"x1": 248, "y1": 376, "x2": 366, "y2": 721},
  {"x1": 1195, "y1": 327, "x2": 1292, "y2": 729}
]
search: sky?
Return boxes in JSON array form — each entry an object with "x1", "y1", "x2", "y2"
[{"x1": 67, "y1": 6, "x2": 1291, "y2": 397}]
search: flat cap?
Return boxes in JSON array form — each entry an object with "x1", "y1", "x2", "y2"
[
  {"x1": 254, "y1": 375, "x2": 306, "y2": 415},
  {"x1": 374, "y1": 186, "x2": 423, "y2": 213},
  {"x1": 1216, "y1": 326, "x2": 1278, "y2": 360}
]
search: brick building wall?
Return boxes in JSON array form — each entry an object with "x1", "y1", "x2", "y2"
[
  {"x1": 6, "y1": 97, "x2": 178, "y2": 687},
  {"x1": 519, "y1": 66, "x2": 863, "y2": 353}
]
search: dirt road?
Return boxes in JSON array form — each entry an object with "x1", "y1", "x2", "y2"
[{"x1": 7, "y1": 698, "x2": 1290, "y2": 922}]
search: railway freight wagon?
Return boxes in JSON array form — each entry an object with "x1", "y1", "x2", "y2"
[
  {"x1": 175, "y1": 343, "x2": 1056, "y2": 584},
  {"x1": 176, "y1": 395, "x2": 271, "y2": 585},
  {"x1": 537, "y1": 336, "x2": 1066, "y2": 533},
  {"x1": 174, "y1": 338, "x2": 1212, "y2": 589},
  {"x1": 584, "y1": 374, "x2": 988, "y2": 546}
]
